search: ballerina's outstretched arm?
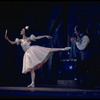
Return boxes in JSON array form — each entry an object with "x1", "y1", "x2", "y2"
[
  {"x1": 28, "y1": 34, "x2": 52, "y2": 42},
  {"x1": 25, "y1": 25, "x2": 52, "y2": 41},
  {"x1": 34, "y1": 35, "x2": 52, "y2": 40},
  {"x1": 4, "y1": 29, "x2": 20, "y2": 45}
]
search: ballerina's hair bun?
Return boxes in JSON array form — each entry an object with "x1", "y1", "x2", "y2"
[{"x1": 25, "y1": 26, "x2": 29, "y2": 30}]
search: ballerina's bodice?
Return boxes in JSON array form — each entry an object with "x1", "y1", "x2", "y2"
[
  {"x1": 21, "y1": 41, "x2": 31, "y2": 52},
  {"x1": 15, "y1": 34, "x2": 36, "y2": 52}
]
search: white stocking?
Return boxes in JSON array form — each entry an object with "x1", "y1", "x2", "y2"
[
  {"x1": 27, "y1": 70, "x2": 35, "y2": 88},
  {"x1": 50, "y1": 47, "x2": 71, "y2": 52}
]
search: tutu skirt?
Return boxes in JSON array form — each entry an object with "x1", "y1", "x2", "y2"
[{"x1": 22, "y1": 45, "x2": 51, "y2": 74}]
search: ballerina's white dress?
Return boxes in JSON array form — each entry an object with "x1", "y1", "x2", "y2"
[
  {"x1": 15, "y1": 34, "x2": 54, "y2": 74},
  {"x1": 15, "y1": 34, "x2": 71, "y2": 74}
]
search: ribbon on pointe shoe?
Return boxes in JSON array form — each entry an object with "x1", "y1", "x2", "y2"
[
  {"x1": 61, "y1": 47, "x2": 71, "y2": 51},
  {"x1": 27, "y1": 82, "x2": 35, "y2": 88}
]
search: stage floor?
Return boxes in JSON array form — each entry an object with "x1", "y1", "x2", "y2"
[{"x1": 0, "y1": 85, "x2": 100, "y2": 99}]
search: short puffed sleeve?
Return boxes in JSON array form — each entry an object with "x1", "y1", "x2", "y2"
[
  {"x1": 15, "y1": 38, "x2": 20, "y2": 45},
  {"x1": 30, "y1": 34, "x2": 36, "y2": 41}
]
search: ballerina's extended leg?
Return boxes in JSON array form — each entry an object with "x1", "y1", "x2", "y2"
[{"x1": 50, "y1": 47, "x2": 71, "y2": 52}]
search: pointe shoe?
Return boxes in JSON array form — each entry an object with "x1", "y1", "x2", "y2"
[
  {"x1": 27, "y1": 83, "x2": 35, "y2": 88},
  {"x1": 62, "y1": 47, "x2": 71, "y2": 51}
]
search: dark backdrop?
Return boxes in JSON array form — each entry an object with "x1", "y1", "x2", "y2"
[{"x1": 0, "y1": 1, "x2": 100, "y2": 87}]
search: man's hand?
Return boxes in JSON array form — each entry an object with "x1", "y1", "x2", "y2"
[{"x1": 70, "y1": 37, "x2": 76, "y2": 42}]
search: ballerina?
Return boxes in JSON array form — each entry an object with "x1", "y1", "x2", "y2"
[{"x1": 5, "y1": 26, "x2": 71, "y2": 88}]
